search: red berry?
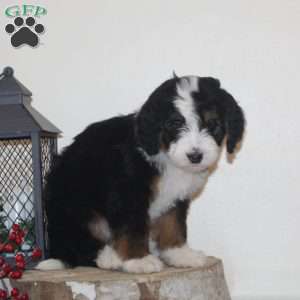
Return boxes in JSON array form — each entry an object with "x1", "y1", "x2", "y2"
[
  {"x1": 16, "y1": 261, "x2": 25, "y2": 269},
  {"x1": 2, "y1": 263, "x2": 12, "y2": 274},
  {"x1": 8, "y1": 232, "x2": 16, "y2": 241},
  {"x1": 12, "y1": 224, "x2": 21, "y2": 232},
  {"x1": 0, "y1": 289, "x2": 7, "y2": 299},
  {"x1": 15, "y1": 236, "x2": 23, "y2": 245},
  {"x1": 10, "y1": 287, "x2": 19, "y2": 297},
  {"x1": 15, "y1": 253, "x2": 25, "y2": 263},
  {"x1": 31, "y1": 248, "x2": 42, "y2": 259},
  {"x1": 9, "y1": 270, "x2": 23, "y2": 279},
  {"x1": 0, "y1": 257, "x2": 5, "y2": 267},
  {"x1": 3, "y1": 244, "x2": 14, "y2": 253},
  {"x1": 18, "y1": 230, "x2": 25, "y2": 238}
]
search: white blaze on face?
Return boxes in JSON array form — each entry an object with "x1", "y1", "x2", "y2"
[{"x1": 167, "y1": 76, "x2": 220, "y2": 172}]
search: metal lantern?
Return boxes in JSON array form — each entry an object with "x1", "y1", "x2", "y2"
[{"x1": 0, "y1": 67, "x2": 60, "y2": 258}]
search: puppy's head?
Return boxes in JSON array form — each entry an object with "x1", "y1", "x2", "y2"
[{"x1": 136, "y1": 75, "x2": 245, "y2": 172}]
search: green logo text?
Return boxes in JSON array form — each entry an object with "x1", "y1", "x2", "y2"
[{"x1": 5, "y1": 5, "x2": 47, "y2": 18}]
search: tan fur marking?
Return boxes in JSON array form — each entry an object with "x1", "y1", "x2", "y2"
[
  {"x1": 113, "y1": 235, "x2": 148, "y2": 260},
  {"x1": 150, "y1": 207, "x2": 185, "y2": 250},
  {"x1": 113, "y1": 236, "x2": 129, "y2": 259},
  {"x1": 203, "y1": 110, "x2": 218, "y2": 121}
]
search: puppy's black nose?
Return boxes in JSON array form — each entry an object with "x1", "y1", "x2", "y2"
[{"x1": 187, "y1": 151, "x2": 203, "y2": 164}]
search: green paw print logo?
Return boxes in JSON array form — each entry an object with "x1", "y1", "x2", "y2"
[{"x1": 4, "y1": 5, "x2": 47, "y2": 48}]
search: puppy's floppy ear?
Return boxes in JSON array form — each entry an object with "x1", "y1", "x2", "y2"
[
  {"x1": 219, "y1": 89, "x2": 245, "y2": 154},
  {"x1": 136, "y1": 77, "x2": 178, "y2": 155},
  {"x1": 136, "y1": 101, "x2": 162, "y2": 156}
]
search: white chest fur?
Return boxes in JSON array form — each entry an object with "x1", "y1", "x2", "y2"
[{"x1": 149, "y1": 160, "x2": 208, "y2": 220}]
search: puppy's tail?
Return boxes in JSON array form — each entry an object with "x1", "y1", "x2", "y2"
[{"x1": 35, "y1": 258, "x2": 66, "y2": 270}]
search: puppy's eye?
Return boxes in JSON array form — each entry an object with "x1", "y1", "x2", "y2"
[
  {"x1": 165, "y1": 119, "x2": 184, "y2": 129},
  {"x1": 206, "y1": 119, "x2": 224, "y2": 144},
  {"x1": 207, "y1": 119, "x2": 220, "y2": 131}
]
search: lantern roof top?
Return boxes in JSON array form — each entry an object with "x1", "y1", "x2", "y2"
[
  {"x1": 0, "y1": 67, "x2": 61, "y2": 138},
  {"x1": 0, "y1": 67, "x2": 32, "y2": 97}
]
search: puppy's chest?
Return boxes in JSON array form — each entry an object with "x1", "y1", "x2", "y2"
[{"x1": 149, "y1": 166, "x2": 207, "y2": 220}]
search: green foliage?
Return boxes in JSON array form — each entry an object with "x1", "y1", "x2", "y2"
[{"x1": 19, "y1": 218, "x2": 35, "y2": 247}]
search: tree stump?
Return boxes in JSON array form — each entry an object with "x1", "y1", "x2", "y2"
[{"x1": 12, "y1": 256, "x2": 231, "y2": 300}]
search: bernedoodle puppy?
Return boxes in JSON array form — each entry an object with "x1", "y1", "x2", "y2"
[{"x1": 37, "y1": 74, "x2": 245, "y2": 273}]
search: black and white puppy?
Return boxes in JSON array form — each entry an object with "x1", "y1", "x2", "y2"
[{"x1": 37, "y1": 75, "x2": 245, "y2": 273}]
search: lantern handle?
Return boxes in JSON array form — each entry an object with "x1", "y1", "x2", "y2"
[{"x1": 0, "y1": 66, "x2": 14, "y2": 79}]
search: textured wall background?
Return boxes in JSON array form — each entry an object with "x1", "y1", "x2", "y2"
[{"x1": 1, "y1": 0, "x2": 300, "y2": 298}]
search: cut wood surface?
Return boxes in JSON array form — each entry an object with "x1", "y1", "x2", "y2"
[{"x1": 12, "y1": 256, "x2": 231, "y2": 300}]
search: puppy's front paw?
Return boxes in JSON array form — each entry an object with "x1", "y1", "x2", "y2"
[
  {"x1": 95, "y1": 246, "x2": 123, "y2": 270},
  {"x1": 160, "y1": 245, "x2": 207, "y2": 267},
  {"x1": 122, "y1": 254, "x2": 164, "y2": 273}
]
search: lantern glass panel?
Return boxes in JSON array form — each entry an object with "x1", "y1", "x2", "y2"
[
  {"x1": 0, "y1": 137, "x2": 55, "y2": 255},
  {"x1": 0, "y1": 138, "x2": 35, "y2": 251},
  {"x1": 41, "y1": 137, "x2": 56, "y2": 184}
]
